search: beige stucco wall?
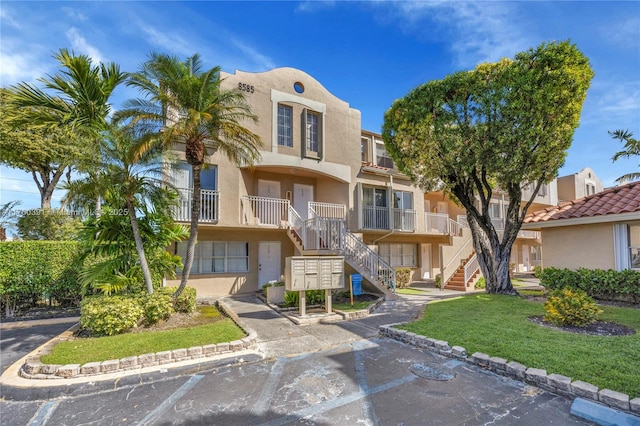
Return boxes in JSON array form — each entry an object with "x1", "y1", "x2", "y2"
[{"x1": 541, "y1": 223, "x2": 615, "y2": 270}]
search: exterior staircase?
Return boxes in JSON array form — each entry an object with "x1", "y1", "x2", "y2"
[
  {"x1": 286, "y1": 205, "x2": 397, "y2": 299},
  {"x1": 444, "y1": 252, "x2": 481, "y2": 291}
]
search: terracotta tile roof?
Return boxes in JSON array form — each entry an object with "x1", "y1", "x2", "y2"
[{"x1": 524, "y1": 181, "x2": 640, "y2": 224}]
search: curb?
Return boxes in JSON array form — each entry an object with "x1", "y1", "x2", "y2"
[
  {"x1": 0, "y1": 301, "x2": 264, "y2": 400},
  {"x1": 378, "y1": 323, "x2": 640, "y2": 419}
]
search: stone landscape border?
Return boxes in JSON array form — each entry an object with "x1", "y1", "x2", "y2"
[
  {"x1": 258, "y1": 292, "x2": 384, "y2": 321},
  {"x1": 378, "y1": 323, "x2": 640, "y2": 416},
  {"x1": 19, "y1": 300, "x2": 258, "y2": 380}
]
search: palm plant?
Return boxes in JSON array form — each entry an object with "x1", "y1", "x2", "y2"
[
  {"x1": 67, "y1": 125, "x2": 187, "y2": 294},
  {"x1": 116, "y1": 53, "x2": 262, "y2": 297},
  {"x1": 610, "y1": 129, "x2": 640, "y2": 184},
  {"x1": 4, "y1": 49, "x2": 127, "y2": 211}
]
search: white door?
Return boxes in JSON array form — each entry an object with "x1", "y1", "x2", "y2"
[
  {"x1": 521, "y1": 244, "x2": 530, "y2": 272},
  {"x1": 294, "y1": 184, "x2": 314, "y2": 220},
  {"x1": 421, "y1": 243, "x2": 431, "y2": 280},
  {"x1": 258, "y1": 241, "x2": 281, "y2": 289}
]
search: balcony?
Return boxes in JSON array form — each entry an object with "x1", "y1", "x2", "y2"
[
  {"x1": 361, "y1": 206, "x2": 416, "y2": 231},
  {"x1": 172, "y1": 188, "x2": 219, "y2": 223},
  {"x1": 241, "y1": 195, "x2": 289, "y2": 227}
]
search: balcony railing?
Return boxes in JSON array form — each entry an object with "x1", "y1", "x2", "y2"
[
  {"x1": 241, "y1": 196, "x2": 289, "y2": 227},
  {"x1": 362, "y1": 206, "x2": 389, "y2": 230},
  {"x1": 393, "y1": 208, "x2": 416, "y2": 231},
  {"x1": 309, "y1": 202, "x2": 346, "y2": 220},
  {"x1": 173, "y1": 188, "x2": 219, "y2": 223},
  {"x1": 425, "y1": 212, "x2": 450, "y2": 234}
]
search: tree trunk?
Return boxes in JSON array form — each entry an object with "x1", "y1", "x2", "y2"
[
  {"x1": 127, "y1": 197, "x2": 154, "y2": 295},
  {"x1": 467, "y1": 211, "x2": 517, "y2": 295},
  {"x1": 174, "y1": 164, "x2": 201, "y2": 298}
]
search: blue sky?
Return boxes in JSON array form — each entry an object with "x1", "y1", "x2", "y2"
[{"x1": 1, "y1": 1, "x2": 639, "y2": 211}]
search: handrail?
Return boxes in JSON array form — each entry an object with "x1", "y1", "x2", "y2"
[
  {"x1": 344, "y1": 231, "x2": 396, "y2": 292},
  {"x1": 288, "y1": 205, "x2": 304, "y2": 246},
  {"x1": 302, "y1": 217, "x2": 345, "y2": 251},
  {"x1": 242, "y1": 195, "x2": 289, "y2": 226},
  {"x1": 447, "y1": 218, "x2": 465, "y2": 236},
  {"x1": 441, "y1": 230, "x2": 474, "y2": 287},
  {"x1": 173, "y1": 187, "x2": 219, "y2": 223},
  {"x1": 463, "y1": 253, "x2": 480, "y2": 285}
]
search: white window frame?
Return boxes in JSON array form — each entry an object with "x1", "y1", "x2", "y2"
[
  {"x1": 375, "y1": 139, "x2": 394, "y2": 168},
  {"x1": 379, "y1": 243, "x2": 417, "y2": 267},
  {"x1": 305, "y1": 110, "x2": 320, "y2": 154},
  {"x1": 177, "y1": 241, "x2": 249, "y2": 274},
  {"x1": 277, "y1": 104, "x2": 293, "y2": 147}
]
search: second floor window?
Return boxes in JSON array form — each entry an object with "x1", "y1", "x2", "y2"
[
  {"x1": 361, "y1": 137, "x2": 369, "y2": 162},
  {"x1": 277, "y1": 104, "x2": 293, "y2": 147},
  {"x1": 393, "y1": 191, "x2": 413, "y2": 210},
  {"x1": 306, "y1": 111, "x2": 320, "y2": 153},
  {"x1": 376, "y1": 140, "x2": 394, "y2": 168}
]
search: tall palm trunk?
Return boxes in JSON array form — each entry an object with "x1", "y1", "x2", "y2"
[
  {"x1": 127, "y1": 196, "x2": 154, "y2": 294},
  {"x1": 175, "y1": 164, "x2": 201, "y2": 297}
]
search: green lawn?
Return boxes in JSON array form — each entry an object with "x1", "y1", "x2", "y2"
[
  {"x1": 332, "y1": 301, "x2": 373, "y2": 311},
  {"x1": 397, "y1": 288, "x2": 429, "y2": 295},
  {"x1": 41, "y1": 308, "x2": 246, "y2": 365},
  {"x1": 399, "y1": 294, "x2": 640, "y2": 398}
]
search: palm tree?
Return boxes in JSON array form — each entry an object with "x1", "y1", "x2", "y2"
[
  {"x1": 610, "y1": 129, "x2": 640, "y2": 184},
  {"x1": 4, "y1": 49, "x2": 127, "y2": 211},
  {"x1": 116, "y1": 53, "x2": 262, "y2": 297},
  {"x1": 66, "y1": 125, "x2": 186, "y2": 294}
]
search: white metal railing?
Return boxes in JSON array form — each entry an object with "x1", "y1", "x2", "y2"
[
  {"x1": 362, "y1": 206, "x2": 390, "y2": 230},
  {"x1": 518, "y1": 230, "x2": 541, "y2": 239},
  {"x1": 242, "y1": 196, "x2": 289, "y2": 227},
  {"x1": 173, "y1": 188, "x2": 219, "y2": 223},
  {"x1": 448, "y1": 218, "x2": 465, "y2": 236},
  {"x1": 394, "y1": 208, "x2": 416, "y2": 231},
  {"x1": 302, "y1": 217, "x2": 345, "y2": 251},
  {"x1": 441, "y1": 232, "x2": 474, "y2": 287},
  {"x1": 288, "y1": 205, "x2": 304, "y2": 245},
  {"x1": 463, "y1": 253, "x2": 480, "y2": 284},
  {"x1": 457, "y1": 215, "x2": 469, "y2": 228},
  {"x1": 344, "y1": 231, "x2": 396, "y2": 292},
  {"x1": 309, "y1": 202, "x2": 346, "y2": 220},
  {"x1": 425, "y1": 212, "x2": 449, "y2": 234}
]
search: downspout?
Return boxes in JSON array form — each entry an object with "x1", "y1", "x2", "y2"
[{"x1": 374, "y1": 174, "x2": 395, "y2": 244}]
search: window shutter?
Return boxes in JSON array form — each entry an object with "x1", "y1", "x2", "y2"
[
  {"x1": 614, "y1": 223, "x2": 631, "y2": 271},
  {"x1": 301, "y1": 108, "x2": 308, "y2": 158}
]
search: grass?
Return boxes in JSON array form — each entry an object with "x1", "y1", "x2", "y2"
[
  {"x1": 518, "y1": 289, "x2": 546, "y2": 296},
  {"x1": 399, "y1": 294, "x2": 640, "y2": 398},
  {"x1": 41, "y1": 306, "x2": 246, "y2": 365},
  {"x1": 332, "y1": 301, "x2": 373, "y2": 311}
]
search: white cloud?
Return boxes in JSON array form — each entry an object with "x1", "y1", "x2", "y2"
[
  {"x1": 65, "y1": 27, "x2": 104, "y2": 64},
  {"x1": 0, "y1": 47, "x2": 48, "y2": 86},
  {"x1": 296, "y1": 1, "x2": 336, "y2": 13},
  {"x1": 62, "y1": 7, "x2": 87, "y2": 22},
  {"x1": 0, "y1": 8, "x2": 21, "y2": 29},
  {"x1": 229, "y1": 38, "x2": 276, "y2": 71},
  {"x1": 582, "y1": 79, "x2": 640, "y2": 124},
  {"x1": 138, "y1": 23, "x2": 194, "y2": 57},
  {"x1": 600, "y1": 16, "x2": 640, "y2": 49},
  {"x1": 378, "y1": 1, "x2": 533, "y2": 68}
]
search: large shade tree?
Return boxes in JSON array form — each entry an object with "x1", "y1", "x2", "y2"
[
  {"x1": 383, "y1": 41, "x2": 593, "y2": 294},
  {"x1": 116, "y1": 53, "x2": 262, "y2": 297}
]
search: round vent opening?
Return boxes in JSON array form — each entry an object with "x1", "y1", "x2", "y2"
[{"x1": 293, "y1": 82, "x2": 305, "y2": 94}]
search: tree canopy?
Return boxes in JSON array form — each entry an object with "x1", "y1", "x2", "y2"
[
  {"x1": 610, "y1": 129, "x2": 639, "y2": 184},
  {"x1": 383, "y1": 40, "x2": 593, "y2": 293}
]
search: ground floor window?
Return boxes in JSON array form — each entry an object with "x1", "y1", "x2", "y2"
[
  {"x1": 379, "y1": 243, "x2": 417, "y2": 267},
  {"x1": 531, "y1": 245, "x2": 542, "y2": 262},
  {"x1": 177, "y1": 241, "x2": 249, "y2": 274}
]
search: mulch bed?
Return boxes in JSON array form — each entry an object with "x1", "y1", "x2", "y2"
[{"x1": 528, "y1": 315, "x2": 636, "y2": 336}]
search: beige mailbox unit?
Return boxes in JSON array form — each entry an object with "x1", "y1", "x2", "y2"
[
  {"x1": 285, "y1": 256, "x2": 345, "y2": 291},
  {"x1": 285, "y1": 256, "x2": 345, "y2": 317}
]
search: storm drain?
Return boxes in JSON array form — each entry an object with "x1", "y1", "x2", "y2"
[{"x1": 409, "y1": 363, "x2": 456, "y2": 381}]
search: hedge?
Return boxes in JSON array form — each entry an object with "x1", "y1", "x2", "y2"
[
  {"x1": 0, "y1": 241, "x2": 83, "y2": 315},
  {"x1": 539, "y1": 267, "x2": 640, "y2": 302}
]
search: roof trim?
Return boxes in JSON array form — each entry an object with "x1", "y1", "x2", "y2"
[{"x1": 521, "y1": 211, "x2": 640, "y2": 229}]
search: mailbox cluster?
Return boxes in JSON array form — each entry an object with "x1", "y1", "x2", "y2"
[{"x1": 285, "y1": 256, "x2": 345, "y2": 291}]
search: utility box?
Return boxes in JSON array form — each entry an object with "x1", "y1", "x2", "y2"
[{"x1": 285, "y1": 256, "x2": 345, "y2": 291}]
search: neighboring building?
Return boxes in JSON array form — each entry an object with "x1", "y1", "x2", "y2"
[
  {"x1": 557, "y1": 167, "x2": 604, "y2": 202},
  {"x1": 522, "y1": 181, "x2": 640, "y2": 271},
  {"x1": 164, "y1": 66, "x2": 600, "y2": 298}
]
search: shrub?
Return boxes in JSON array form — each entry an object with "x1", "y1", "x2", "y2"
[
  {"x1": 140, "y1": 293, "x2": 174, "y2": 325},
  {"x1": 16, "y1": 209, "x2": 81, "y2": 240},
  {"x1": 543, "y1": 288, "x2": 602, "y2": 327},
  {"x1": 395, "y1": 268, "x2": 412, "y2": 289},
  {"x1": 0, "y1": 241, "x2": 82, "y2": 315},
  {"x1": 539, "y1": 267, "x2": 640, "y2": 301},
  {"x1": 80, "y1": 295, "x2": 144, "y2": 336},
  {"x1": 474, "y1": 277, "x2": 486, "y2": 289},
  {"x1": 160, "y1": 286, "x2": 197, "y2": 313},
  {"x1": 435, "y1": 274, "x2": 442, "y2": 289},
  {"x1": 533, "y1": 265, "x2": 542, "y2": 278},
  {"x1": 283, "y1": 289, "x2": 324, "y2": 307}
]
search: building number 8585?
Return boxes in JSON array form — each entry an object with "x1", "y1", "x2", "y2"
[{"x1": 238, "y1": 83, "x2": 255, "y2": 93}]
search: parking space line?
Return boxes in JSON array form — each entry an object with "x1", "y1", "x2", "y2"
[
  {"x1": 353, "y1": 340, "x2": 380, "y2": 425},
  {"x1": 137, "y1": 375, "x2": 204, "y2": 426},
  {"x1": 250, "y1": 357, "x2": 287, "y2": 417},
  {"x1": 27, "y1": 400, "x2": 59, "y2": 426},
  {"x1": 256, "y1": 375, "x2": 417, "y2": 426}
]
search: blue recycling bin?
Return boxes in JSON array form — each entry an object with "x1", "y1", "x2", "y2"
[{"x1": 351, "y1": 274, "x2": 363, "y2": 296}]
